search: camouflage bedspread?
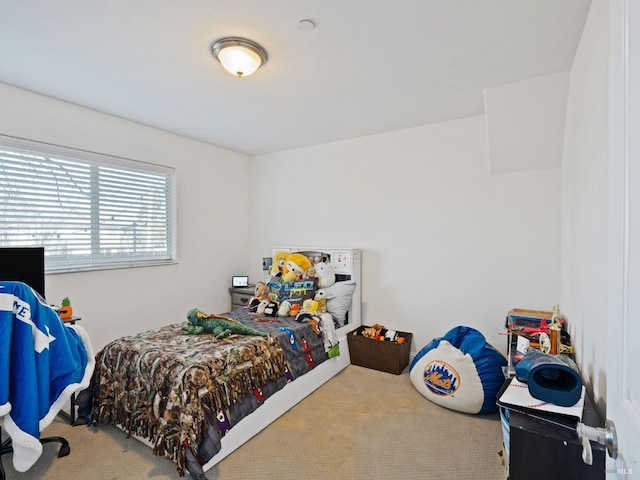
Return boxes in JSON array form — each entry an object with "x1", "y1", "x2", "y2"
[{"x1": 91, "y1": 310, "x2": 329, "y2": 476}]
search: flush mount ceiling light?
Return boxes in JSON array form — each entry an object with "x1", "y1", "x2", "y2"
[{"x1": 211, "y1": 37, "x2": 267, "y2": 78}]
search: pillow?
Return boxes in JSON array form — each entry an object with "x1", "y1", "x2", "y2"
[{"x1": 321, "y1": 280, "x2": 356, "y2": 326}]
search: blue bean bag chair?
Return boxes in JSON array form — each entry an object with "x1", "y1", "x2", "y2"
[{"x1": 410, "y1": 326, "x2": 507, "y2": 414}]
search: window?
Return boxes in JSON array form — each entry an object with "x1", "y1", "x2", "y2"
[{"x1": 0, "y1": 135, "x2": 176, "y2": 273}]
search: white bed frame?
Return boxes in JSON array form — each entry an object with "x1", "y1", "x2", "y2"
[{"x1": 202, "y1": 246, "x2": 362, "y2": 471}]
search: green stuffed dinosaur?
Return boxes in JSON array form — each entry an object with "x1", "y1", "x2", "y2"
[{"x1": 183, "y1": 308, "x2": 268, "y2": 338}]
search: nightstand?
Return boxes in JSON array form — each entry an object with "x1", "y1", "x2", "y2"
[{"x1": 228, "y1": 285, "x2": 256, "y2": 310}]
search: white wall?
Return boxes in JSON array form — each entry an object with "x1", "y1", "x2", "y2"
[
  {"x1": 0, "y1": 83, "x2": 252, "y2": 352},
  {"x1": 485, "y1": 71, "x2": 570, "y2": 174},
  {"x1": 249, "y1": 115, "x2": 562, "y2": 354},
  {"x1": 0, "y1": 83, "x2": 566, "y2": 361},
  {"x1": 560, "y1": 0, "x2": 609, "y2": 415}
]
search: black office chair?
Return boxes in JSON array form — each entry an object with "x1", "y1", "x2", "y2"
[
  {"x1": 0, "y1": 281, "x2": 91, "y2": 479},
  {"x1": 0, "y1": 426, "x2": 71, "y2": 480},
  {"x1": 0, "y1": 425, "x2": 70, "y2": 480}
]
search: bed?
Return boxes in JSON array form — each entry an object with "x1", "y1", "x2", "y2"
[{"x1": 90, "y1": 247, "x2": 361, "y2": 479}]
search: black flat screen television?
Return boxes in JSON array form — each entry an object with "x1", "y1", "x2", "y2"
[{"x1": 0, "y1": 247, "x2": 46, "y2": 299}]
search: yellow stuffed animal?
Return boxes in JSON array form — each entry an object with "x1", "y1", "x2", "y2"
[
  {"x1": 302, "y1": 299, "x2": 319, "y2": 316},
  {"x1": 282, "y1": 253, "x2": 312, "y2": 282},
  {"x1": 313, "y1": 290, "x2": 327, "y2": 313},
  {"x1": 269, "y1": 251, "x2": 289, "y2": 279}
]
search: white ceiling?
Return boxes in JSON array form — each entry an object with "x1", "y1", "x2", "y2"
[{"x1": 0, "y1": 1, "x2": 591, "y2": 156}]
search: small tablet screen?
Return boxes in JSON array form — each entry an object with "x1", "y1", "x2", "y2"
[{"x1": 232, "y1": 276, "x2": 249, "y2": 287}]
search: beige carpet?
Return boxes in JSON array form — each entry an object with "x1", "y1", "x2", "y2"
[{"x1": 1, "y1": 365, "x2": 507, "y2": 479}]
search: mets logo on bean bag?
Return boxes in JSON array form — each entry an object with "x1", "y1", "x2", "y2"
[
  {"x1": 410, "y1": 326, "x2": 507, "y2": 414},
  {"x1": 423, "y1": 360, "x2": 460, "y2": 396}
]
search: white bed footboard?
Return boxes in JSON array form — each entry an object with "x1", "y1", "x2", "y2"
[{"x1": 202, "y1": 333, "x2": 352, "y2": 470}]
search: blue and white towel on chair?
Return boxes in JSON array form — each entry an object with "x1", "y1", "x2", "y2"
[{"x1": 0, "y1": 281, "x2": 94, "y2": 472}]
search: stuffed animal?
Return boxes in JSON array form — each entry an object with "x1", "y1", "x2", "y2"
[
  {"x1": 302, "y1": 299, "x2": 319, "y2": 316},
  {"x1": 315, "y1": 262, "x2": 336, "y2": 288},
  {"x1": 264, "y1": 301, "x2": 279, "y2": 317},
  {"x1": 248, "y1": 281, "x2": 271, "y2": 312},
  {"x1": 269, "y1": 251, "x2": 289, "y2": 279},
  {"x1": 305, "y1": 266, "x2": 316, "y2": 279},
  {"x1": 58, "y1": 296, "x2": 73, "y2": 320},
  {"x1": 278, "y1": 300, "x2": 292, "y2": 317},
  {"x1": 253, "y1": 282, "x2": 270, "y2": 301},
  {"x1": 296, "y1": 299, "x2": 321, "y2": 334},
  {"x1": 183, "y1": 309, "x2": 267, "y2": 338},
  {"x1": 362, "y1": 323, "x2": 384, "y2": 339},
  {"x1": 282, "y1": 253, "x2": 312, "y2": 282},
  {"x1": 314, "y1": 290, "x2": 327, "y2": 313},
  {"x1": 256, "y1": 299, "x2": 270, "y2": 315}
]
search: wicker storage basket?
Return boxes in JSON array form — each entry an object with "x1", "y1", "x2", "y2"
[{"x1": 347, "y1": 326, "x2": 412, "y2": 375}]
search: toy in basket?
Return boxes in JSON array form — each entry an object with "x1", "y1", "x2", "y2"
[{"x1": 347, "y1": 324, "x2": 412, "y2": 375}]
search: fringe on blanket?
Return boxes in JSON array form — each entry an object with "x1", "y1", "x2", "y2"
[{"x1": 91, "y1": 336, "x2": 287, "y2": 476}]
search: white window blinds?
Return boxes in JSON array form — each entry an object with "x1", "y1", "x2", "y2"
[{"x1": 0, "y1": 136, "x2": 176, "y2": 273}]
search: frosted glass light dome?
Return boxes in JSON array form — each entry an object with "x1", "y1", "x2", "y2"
[{"x1": 212, "y1": 37, "x2": 267, "y2": 78}]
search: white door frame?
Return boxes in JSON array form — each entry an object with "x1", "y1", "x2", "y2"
[{"x1": 607, "y1": 0, "x2": 640, "y2": 475}]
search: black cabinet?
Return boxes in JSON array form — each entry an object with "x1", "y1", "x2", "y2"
[{"x1": 501, "y1": 381, "x2": 606, "y2": 479}]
